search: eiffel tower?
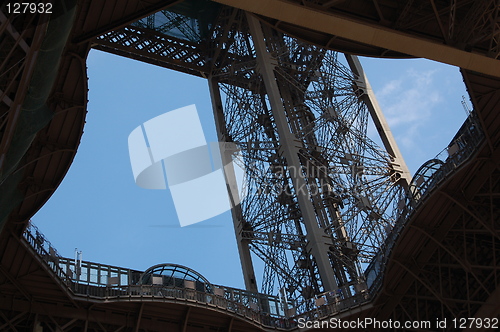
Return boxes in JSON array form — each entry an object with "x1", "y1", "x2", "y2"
[
  {"x1": 94, "y1": 2, "x2": 411, "y2": 311},
  {"x1": 1, "y1": 1, "x2": 499, "y2": 330}
]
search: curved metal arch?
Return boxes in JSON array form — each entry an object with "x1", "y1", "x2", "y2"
[
  {"x1": 409, "y1": 159, "x2": 445, "y2": 200},
  {"x1": 141, "y1": 263, "x2": 212, "y2": 288}
]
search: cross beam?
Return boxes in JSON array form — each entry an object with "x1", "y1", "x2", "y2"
[{"x1": 213, "y1": 0, "x2": 500, "y2": 77}]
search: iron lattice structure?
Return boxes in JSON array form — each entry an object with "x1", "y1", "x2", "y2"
[
  {"x1": 208, "y1": 10, "x2": 407, "y2": 311},
  {"x1": 65, "y1": 1, "x2": 412, "y2": 313}
]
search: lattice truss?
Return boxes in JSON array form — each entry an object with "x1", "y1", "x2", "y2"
[
  {"x1": 132, "y1": 7, "x2": 203, "y2": 42},
  {"x1": 209, "y1": 11, "x2": 405, "y2": 308}
]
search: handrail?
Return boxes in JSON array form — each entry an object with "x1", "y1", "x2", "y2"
[
  {"x1": 23, "y1": 222, "x2": 72, "y2": 287},
  {"x1": 365, "y1": 110, "x2": 485, "y2": 295},
  {"x1": 22, "y1": 221, "x2": 294, "y2": 329}
]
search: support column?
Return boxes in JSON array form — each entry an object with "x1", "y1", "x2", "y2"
[
  {"x1": 208, "y1": 76, "x2": 258, "y2": 293},
  {"x1": 345, "y1": 54, "x2": 411, "y2": 186},
  {"x1": 246, "y1": 13, "x2": 338, "y2": 293},
  {"x1": 134, "y1": 303, "x2": 144, "y2": 332}
]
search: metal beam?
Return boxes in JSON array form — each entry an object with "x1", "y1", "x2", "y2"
[
  {"x1": 0, "y1": 11, "x2": 29, "y2": 52},
  {"x1": 440, "y1": 191, "x2": 500, "y2": 239},
  {"x1": 0, "y1": 88, "x2": 13, "y2": 107},
  {"x1": 345, "y1": 54, "x2": 411, "y2": 185},
  {"x1": 429, "y1": 0, "x2": 449, "y2": 43},
  {"x1": 401, "y1": 0, "x2": 473, "y2": 31},
  {"x1": 134, "y1": 303, "x2": 144, "y2": 332},
  {"x1": 61, "y1": 318, "x2": 78, "y2": 330},
  {"x1": 92, "y1": 26, "x2": 208, "y2": 77},
  {"x1": 409, "y1": 225, "x2": 491, "y2": 296},
  {"x1": 212, "y1": 0, "x2": 500, "y2": 77},
  {"x1": 73, "y1": 0, "x2": 183, "y2": 44},
  {"x1": 393, "y1": 259, "x2": 457, "y2": 316},
  {"x1": 0, "y1": 310, "x2": 25, "y2": 331},
  {"x1": 0, "y1": 264, "x2": 32, "y2": 302},
  {"x1": 181, "y1": 307, "x2": 191, "y2": 332},
  {"x1": 246, "y1": 13, "x2": 338, "y2": 293},
  {"x1": 208, "y1": 76, "x2": 259, "y2": 292},
  {"x1": 472, "y1": 285, "x2": 500, "y2": 319}
]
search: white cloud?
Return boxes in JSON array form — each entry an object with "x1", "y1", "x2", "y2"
[
  {"x1": 374, "y1": 68, "x2": 442, "y2": 149},
  {"x1": 377, "y1": 79, "x2": 402, "y2": 97}
]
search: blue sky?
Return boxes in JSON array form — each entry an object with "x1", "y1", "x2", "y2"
[{"x1": 33, "y1": 50, "x2": 468, "y2": 290}]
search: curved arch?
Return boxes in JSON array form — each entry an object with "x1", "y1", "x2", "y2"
[
  {"x1": 141, "y1": 263, "x2": 213, "y2": 292},
  {"x1": 409, "y1": 159, "x2": 445, "y2": 200}
]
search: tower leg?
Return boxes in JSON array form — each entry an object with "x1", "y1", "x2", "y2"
[
  {"x1": 345, "y1": 54, "x2": 411, "y2": 187},
  {"x1": 210, "y1": 9, "x2": 407, "y2": 309},
  {"x1": 246, "y1": 13, "x2": 339, "y2": 293},
  {"x1": 208, "y1": 76, "x2": 258, "y2": 292}
]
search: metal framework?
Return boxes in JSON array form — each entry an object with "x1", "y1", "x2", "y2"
[
  {"x1": 84, "y1": 1, "x2": 412, "y2": 311},
  {"x1": 94, "y1": 3, "x2": 410, "y2": 309},
  {"x1": 4, "y1": 221, "x2": 294, "y2": 330},
  {"x1": 206, "y1": 9, "x2": 409, "y2": 310},
  {"x1": 94, "y1": 25, "x2": 209, "y2": 77},
  {"x1": 212, "y1": 0, "x2": 500, "y2": 77}
]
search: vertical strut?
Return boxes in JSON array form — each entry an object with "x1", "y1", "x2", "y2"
[
  {"x1": 211, "y1": 9, "x2": 405, "y2": 308},
  {"x1": 246, "y1": 13, "x2": 338, "y2": 293},
  {"x1": 344, "y1": 54, "x2": 411, "y2": 186},
  {"x1": 208, "y1": 76, "x2": 258, "y2": 292}
]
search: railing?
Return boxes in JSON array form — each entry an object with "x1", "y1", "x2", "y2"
[
  {"x1": 22, "y1": 221, "x2": 294, "y2": 329},
  {"x1": 23, "y1": 216, "x2": 370, "y2": 330},
  {"x1": 292, "y1": 292, "x2": 370, "y2": 323},
  {"x1": 56, "y1": 256, "x2": 141, "y2": 288},
  {"x1": 23, "y1": 222, "x2": 72, "y2": 287},
  {"x1": 68, "y1": 283, "x2": 294, "y2": 328},
  {"x1": 365, "y1": 111, "x2": 485, "y2": 294}
]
